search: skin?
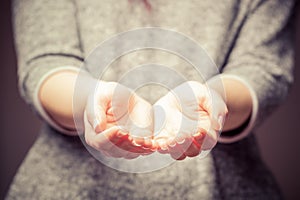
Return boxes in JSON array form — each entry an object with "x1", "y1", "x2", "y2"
[
  {"x1": 84, "y1": 81, "x2": 155, "y2": 159},
  {"x1": 39, "y1": 70, "x2": 252, "y2": 160},
  {"x1": 153, "y1": 81, "x2": 228, "y2": 160}
]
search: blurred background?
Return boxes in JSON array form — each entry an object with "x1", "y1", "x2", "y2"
[{"x1": 1, "y1": 1, "x2": 300, "y2": 199}]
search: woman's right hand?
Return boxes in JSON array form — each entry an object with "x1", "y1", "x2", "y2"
[{"x1": 84, "y1": 81, "x2": 155, "y2": 159}]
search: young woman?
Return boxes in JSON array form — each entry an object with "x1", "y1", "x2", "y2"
[{"x1": 8, "y1": 0, "x2": 295, "y2": 199}]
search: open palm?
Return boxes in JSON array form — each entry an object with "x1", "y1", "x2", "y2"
[
  {"x1": 153, "y1": 81, "x2": 227, "y2": 160},
  {"x1": 84, "y1": 81, "x2": 155, "y2": 159}
]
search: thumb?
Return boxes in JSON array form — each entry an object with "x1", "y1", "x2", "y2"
[
  {"x1": 204, "y1": 88, "x2": 228, "y2": 131},
  {"x1": 85, "y1": 92, "x2": 107, "y2": 133}
]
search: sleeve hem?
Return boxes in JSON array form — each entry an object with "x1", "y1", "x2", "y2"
[{"x1": 33, "y1": 66, "x2": 80, "y2": 135}]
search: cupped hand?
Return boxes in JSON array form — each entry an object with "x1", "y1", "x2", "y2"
[
  {"x1": 153, "y1": 81, "x2": 228, "y2": 160},
  {"x1": 84, "y1": 80, "x2": 227, "y2": 161},
  {"x1": 84, "y1": 81, "x2": 155, "y2": 159}
]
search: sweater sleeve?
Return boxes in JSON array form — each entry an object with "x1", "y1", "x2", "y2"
[
  {"x1": 12, "y1": 0, "x2": 84, "y2": 130},
  {"x1": 218, "y1": 0, "x2": 295, "y2": 143}
]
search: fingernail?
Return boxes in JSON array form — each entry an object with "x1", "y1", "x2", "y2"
[
  {"x1": 192, "y1": 131, "x2": 201, "y2": 137},
  {"x1": 160, "y1": 146, "x2": 168, "y2": 151},
  {"x1": 143, "y1": 138, "x2": 153, "y2": 147},
  {"x1": 132, "y1": 140, "x2": 142, "y2": 147},
  {"x1": 156, "y1": 139, "x2": 168, "y2": 150},
  {"x1": 117, "y1": 131, "x2": 127, "y2": 138},
  {"x1": 175, "y1": 134, "x2": 186, "y2": 144},
  {"x1": 168, "y1": 138, "x2": 176, "y2": 147},
  {"x1": 177, "y1": 138, "x2": 186, "y2": 144},
  {"x1": 193, "y1": 131, "x2": 205, "y2": 143}
]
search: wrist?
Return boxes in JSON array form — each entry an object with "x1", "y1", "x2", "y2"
[
  {"x1": 39, "y1": 69, "x2": 97, "y2": 134},
  {"x1": 221, "y1": 77, "x2": 252, "y2": 132},
  {"x1": 207, "y1": 74, "x2": 258, "y2": 143}
]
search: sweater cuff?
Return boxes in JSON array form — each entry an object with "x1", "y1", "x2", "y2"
[
  {"x1": 33, "y1": 66, "x2": 80, "y2": 135},
  {"x1": 207, "y1": 74, "x2": 259, "y2": 143}
]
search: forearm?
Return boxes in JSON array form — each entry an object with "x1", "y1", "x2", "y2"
[
  {"x1": 220, "y1": 78, "x2": 252, "y2": 132},
  {"x1": 39, "y1": 70, "x2": 95, "y2": 135}
]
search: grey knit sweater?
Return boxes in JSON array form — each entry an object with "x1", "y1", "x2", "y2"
[{"x1": 8, "y1": 0, "x2": 295, "y2": 199}]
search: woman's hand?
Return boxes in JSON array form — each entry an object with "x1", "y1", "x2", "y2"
[
  {"x1": 82, "y1": 80, "x2": 228, "y2": 160},
  {"x1": 153, "y1": 81, "x2": 228, "y2": 160},
  {"x1": 84, "y1": 81, "x2": 155, "y2": 159},
  {"x1": 39, "y1": 70, "x2": 249, "y2": 160}
]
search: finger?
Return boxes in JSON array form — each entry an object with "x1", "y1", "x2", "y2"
[
  {"x1": 193, "y1": 116, "x2": 219, "y2": 148},
  {"x1": 157, "y1": 149, "x2": 169, "y2": 154},
  {"x1": 141, "y1": 137, "x2": 155, "y2": 149},
  {"x1": 201, "y1": 129, "x2": 218, "y2": 150},
  {"x1": 100, "y1": 130, "x2": 149, "y2": 159},
  {"x1": 106, "y1": 104, "x2": 128, "y2": 124},
  {"x1": 171, "y1": 128, "x2": 205, "y2": 157},
  {"x1": 85, "y1": 105, "x2": 143, "y2": 158},
  {"x1": 168, "y1": 134, "x2": 186, "y2": 159},
  {"x1": 101, "y1": 133, "x2": 131, "y2": 158},
  {"x1": 115, "y1": 135, "x2": 141, "y2": 153},
  {"x1": 140, "y1": 147, "x2": 156, "y2": 155},
  {"x1": 178, "y1": 138, "x2": 201, "y2": 157},
  {"x1": 176, "y1": 154, "x2": 187, "y2": 160},
  {"x1": 130, "y1": 128, "x2": 154, "y2": 148},
  {"x1": 113, "y1": 133, "x2": 154, "y2": 155},
  {"x1": 128, "y1": 144, "x2": 155, "y2": 154},
  {"x1": 192, "y1": 129, "x2": 206, "y2": 146},
  {"x1": 91, "y1": 126, "x2": 123, "y2": 151},
  {"x1": 109, "y1": 83, "x2": 134, "y2": 125},
  {"x1": 169, "y1": 144, "x2": 185, "y2": 160},
  {"x1": 172, "y1": 133, "x2": 200, "y2": 157},
  {"x1": 84, "y1": 110, "x2": 107, "y2": 150},
  {"x1": 155, "y1": 137, "x2": 169, "y2": 154},
  {"x1": 130, "y1": 143, "x2": 155, "y2": 154},
  {"x1": 204, "y1": 89, "x2": 228, "y2": 131}
]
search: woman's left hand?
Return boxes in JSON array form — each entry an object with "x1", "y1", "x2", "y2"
[{"x1": 153, "y1": 81, "x2": 228, "y2": 160}]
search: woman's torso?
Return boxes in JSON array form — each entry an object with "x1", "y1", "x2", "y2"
[{"x1": 7, "y1": 1, "x2": 282, "y2": 199}]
